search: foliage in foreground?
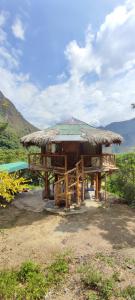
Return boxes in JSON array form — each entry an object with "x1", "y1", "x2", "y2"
[
  {"x1": 0, "y1": 256, "x2": 69, "y2": 300},
  {"x1": 80, "y1": 263, "x2": 135, "y2": 300},
  {"x1": 107, "y1": 153, "x2": 135, "y2": 207},
  {"x1": 0, "y1": 172, "x2": 29, "y2": 206}
]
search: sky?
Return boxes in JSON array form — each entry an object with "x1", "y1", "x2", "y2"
[{"x1": 0, "y1": 0, "x2": 135, "y2": 128}]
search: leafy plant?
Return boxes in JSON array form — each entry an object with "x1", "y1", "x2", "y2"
[
  {"x1": 0, "y1": 256, "x2": 69, "y2": 300},
  {"x1": 122, "y1": 285, "x2": 135, "y2": 300},
  {"x1": 80, "y1": 266, "x2": 102, "y2": 289},
  {"x1": 46, "y1": 256, "x2": 69, "y2": 286},
  {"x1": 0, "y1": 172, "x2": 29, "y2": 206},
  {"x1": 95, "y1": 252, "x2": 114, "y2": 267},
  {"x1": 80, "y1": 265, "x2": 121, "y2": 300},
  {"x1": 0, "y1": 270, "x2": 19, "y2": 299},
  {"x1": 18, "y1": 261, "x2": 40, "y2": 282},
  {"x1": 99, "y1": 277, "x2": 115, "y2": 300},
  {"x1": 88, "y1": 290, "x2": 99, "y2": 300},
  {"x1": 107, "y1": 153, "x2": 135, "y2": 207}
]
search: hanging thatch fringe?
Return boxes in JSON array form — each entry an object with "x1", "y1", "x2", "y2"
[{"x1": 20, "y1": 126, "x2": 123, "y2": 147}]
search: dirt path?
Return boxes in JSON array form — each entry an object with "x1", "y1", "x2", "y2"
[{"x1": 0, "y1": 198, "x2": 135, "y2": 270}]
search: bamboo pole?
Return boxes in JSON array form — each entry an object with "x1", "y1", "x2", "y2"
[
  {"x1": 98, "y1": 173, "x2": 101, "y2": 201},
  {"x1": 65, "y1": 173, "x2": 69, "y2": 208},
  {"x1": 81, "y1": 158, "x2": 85, "y2": 203},
  {"x1": 104, "y1": 173, "x2": 107, "y2": 206},
  {"x1": 76, "y1": 164, "x2": 80, "y2": 206},
  {"x1": 65, "y1": 155, "x2": 67, "y2": 172},
  {"x1": 44, "y1": 171, "x2": 49, "y2": 199},
  {"x1": 95, "y1": 172, "x2": 99, "y2": 200}
]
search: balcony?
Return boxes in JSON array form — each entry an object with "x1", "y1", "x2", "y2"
[
  {"x1": 28, "y1": 153, "x2": 67, "y2": 174},
  {"x1": 81, "y1": 154, "x2": 117, "y2": 172},
  {"x1": 28, "y1": 153, "x2": 117, "y2": 173}
]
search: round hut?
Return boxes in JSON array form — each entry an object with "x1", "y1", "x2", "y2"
[{"x1": 21, "y1": 117, "x2": 123, "y2": 208}]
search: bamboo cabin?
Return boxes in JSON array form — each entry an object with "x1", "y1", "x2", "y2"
[{"x1": 21, "y1": 117, "x2": 123, "y2": 209}]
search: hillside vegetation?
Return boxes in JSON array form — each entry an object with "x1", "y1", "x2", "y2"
[
  {"x1": 0, "y1": 91, "x2": 38, "y2": 149},
  {"x1": 107, "y1": 153, "x2": 135, "y2": 207}
]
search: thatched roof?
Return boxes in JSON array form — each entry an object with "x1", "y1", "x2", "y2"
[{"x1": 20, "y1": 117, "x2": 123, "y2": 147}]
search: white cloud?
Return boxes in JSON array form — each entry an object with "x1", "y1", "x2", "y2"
[
  {"x1": 0, "y1": 0, "x2": 135, "y2": 130},
  {"x1": 12, "y1": 17, "x2": 25, "y2": 40},
  {"x1": 65, "y1": 26, "x2": 101, "y2": 81}
]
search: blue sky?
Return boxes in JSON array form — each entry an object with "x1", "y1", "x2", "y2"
[{"x1": 0, "y1": 0, "x2": 135, "y2": 128}]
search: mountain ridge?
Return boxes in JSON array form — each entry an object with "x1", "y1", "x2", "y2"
[
  {"x1": 103, "y1": 117, "x2": 135, "y2": 148},
  {"x1": 0, "y1": 90, "x2": 134, "y2": 150},
  {"x1": 0, "y1": 91, "x2": 38, "y2": 149}
]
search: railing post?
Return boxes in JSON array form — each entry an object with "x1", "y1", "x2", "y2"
[
  {"x1": 76, "y1": 163, "x2": 80, "y2": 206},
  {"x1": 45, "y1": 155, "x2": 47, "y2": 169},
  {"x1": 95, "y1": 172, "x2": 99, "y2": 200},
  {"x1": 65, "y1": 155, "x2": 67, "y2": 172},
  {"x1": 81, "y1": 158, "x2": 85, "y2": 202},
  {"x1": 65, "y1": 173, "x2": 69, "y2": 208}
]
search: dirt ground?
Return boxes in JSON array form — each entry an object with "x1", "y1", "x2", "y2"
[{"x1": 0, "y1": 191, "x2": 135, "y2": 272}]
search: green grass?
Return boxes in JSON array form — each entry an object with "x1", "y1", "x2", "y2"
[
  {"x1": 122, "y1": 285, "x2": 135, "y2": 300},
  {"x1": 79, "y1": 264, "x2": 124, "y2": 300},
  {"x1": 0, "y1": 256, "x2": 69, "y2": 300},
  {"x1": 95, "y1": 252, "x2": 115, "y2": 267},
  {"x1": 80, "y1": 265, "x2": 116, "y2": 299}
]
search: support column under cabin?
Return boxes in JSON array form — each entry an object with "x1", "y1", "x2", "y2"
[
  {"x1": 44, "y1": 171, "x2": 49, "y2": 199},
  {"x1": 95, "y1": 172, "x2": 99, "y2": 200}
]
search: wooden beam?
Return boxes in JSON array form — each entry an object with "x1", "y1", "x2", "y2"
[
  {"x1": 98, "y1": 173, "x2": 102, "y2": 201},
  {"x1": 44, "y1": 171, "x2": 49, "y2": 199},
  {"x1": 81, "y1": 158, "x2": 85, "y2": 202},
  {"x1": 95, "y1": 172, "x2": 99, "y2": 200}
]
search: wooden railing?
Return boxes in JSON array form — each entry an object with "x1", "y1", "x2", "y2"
[
  {"x1": 28, "y1": 153, "x2": 116, "y2": 174},
  {"x1": 28, "y1": 153, "x2": 67, "y2": 172},
  {"x1": 81, "y1": 154, "x2": 116, "y2": 170}
]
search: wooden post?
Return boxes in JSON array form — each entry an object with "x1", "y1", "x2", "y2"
[
  {"x1": 81, "y1": 158, "x2": 85, "y2": 202},
  {"x1": 98, "y1": 173, "x2": 102, "y2": 201},
  {"x1": 91, "y1": 174, "x2": 94, "y2": 189},
  {"x1": 104, "y1": 173, "x2": 107, "y2": 206},
  {"x1": 65, "y1": 173, "x2": 69, "y2": 208},
  {"x1": 95, "y1": 172, "x2": 99, "y2": 200},
  {"x1": 44, "y1": 171, "x2": 49, "y2": 199},
  {"x1": 76, "y1": 164, "x2": 80, "y2": 206},
  {"x1": 65, "y1": 155, "x2": 67, "y2": 172}
]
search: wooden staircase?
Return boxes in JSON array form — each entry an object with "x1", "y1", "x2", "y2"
[{"x1": 54, "y1": 159, "x2": 84, "y2": 208}]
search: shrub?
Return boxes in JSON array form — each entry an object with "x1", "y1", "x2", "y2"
[
  {"x1": 0, "y1": 270, "x2": 18, "y2": 299},
  {"x1": 80, "y1": 266, "x2": 102, "y2": 289},
  {"x1": 18, "y1": 261, "x2": 40, "y2": 282},
  {"x1": 107, "y1": 153, "x2": 135, "y2": 207},
  {"x1": 80, "y1": 265, "x2": 119, "y2": 300},
  {"x1": 46, "y1": 256, "x2": 69, "y2": 286},
  {"x1": 88, "y1": 291, "x2": 99, "y2": 300},
  {"x1": 0, "y1": 172, "x2": 29, "y2": 206},
  {"x1": 122, "y1": 285, "x2": 135, "y2": 300},
  {"x1": 0, "y1": 257, "x2": 69, "y2": 300},
  {"x1": 99, "y1": 278, "x2": 115, "y2": 300}
]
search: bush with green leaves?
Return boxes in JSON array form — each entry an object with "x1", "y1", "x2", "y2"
[
  {"x1": 0, "y1": 256, "x2": 69, "y2": 300},
  {"x1": 107, "y1": 152, "x2": 135, "y2": 207},
  {"x1": 80, "y1": 265, "x2": 120, "y2": 300}
]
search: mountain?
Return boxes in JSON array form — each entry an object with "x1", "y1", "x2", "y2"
[
  {"x1": 0, "y1": 91, "x2": 38, "y2": 149},
  {"x1": 103, "y1": 118, "x2": 135, "y2": 151}
]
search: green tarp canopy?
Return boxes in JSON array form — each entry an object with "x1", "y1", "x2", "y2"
[{"x1": 0, "y1": 161, "x2": 28, "y2": 173}]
